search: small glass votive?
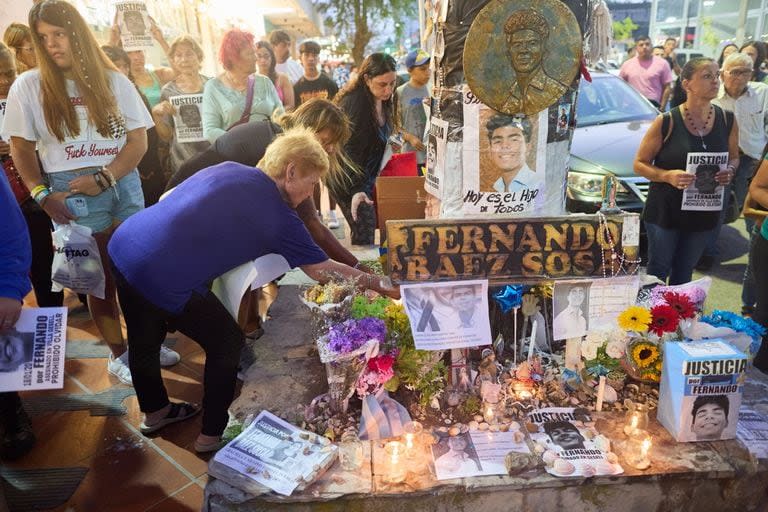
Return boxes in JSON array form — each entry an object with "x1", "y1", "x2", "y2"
[
  {"x1": 483, "y1": 396, "x2": 500, "y2": 424},
  {"x1": 403, "y1": 421, "x2": 423, "y2": 458},
  {"x1": 624, "y1": 403, "x2": 650, "y2": 436},
  {"x1": 338, "y1": 431, "x2": 363, "y2": 471},
  {"x1": 384, "y1": 441, "x2": 407, "y2": 483},
  {"x1": 625, "y1": 429, "x2": 652, "y2": 470}
]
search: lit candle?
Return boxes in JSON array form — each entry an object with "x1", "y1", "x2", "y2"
[
  {"x1": 405, "y1": 432, "x2": 414, "y2": 450},
  {"x1": 528, "y1": 319, "x2": 538, "y2": 361},
  {"x1": 518, "y1": 389, "x2": 533, "y2": 400},
  {"x1": 595, "y1": 375, "x2": 606, "y2": 412},
  {"x1": 627, "y1": 430, "x2": 652, "y2": 470},
  {"x1": 641, "y1": 438, "x2": 651, "y2": 459}
]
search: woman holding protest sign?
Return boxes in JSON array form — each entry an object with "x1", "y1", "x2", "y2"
[
  {"x1": 634, "y1": 57, "x2": 738, "y2": 285},
  {"x1": 2, "y1": 0, "x2": 179, "y2": 386},
  {"x1": 151, "y1": 36, "x2": 210, "y2": 175}
]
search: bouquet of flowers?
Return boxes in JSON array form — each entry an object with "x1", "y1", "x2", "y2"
[
  {"x1": 617, "y1": 291, "x2": 698, "y2": 383},
  {"x1": 579, "y1": 329, "x2": 629, "y2": 389},
  {"x1": 300, "y1": 279, "x2": 357, "y2": 337},
  {"x1": 317, "y1": 317, "x2": 386, "y2": 413},
  {"x1": 355, "y1": 351, "x2": 398, "y2": 398}
]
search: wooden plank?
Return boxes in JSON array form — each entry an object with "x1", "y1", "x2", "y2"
[{"x1": 385, "y1": 214, "x2": 640, "y2": 283}]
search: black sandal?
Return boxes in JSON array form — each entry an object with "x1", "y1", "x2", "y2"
[{"x1": 140, "y1": 402, "x2": 200, "y2": 434}]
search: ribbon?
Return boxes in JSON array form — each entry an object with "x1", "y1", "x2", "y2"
[
  {"x1": 358, "y1": 390, "x2": 411, "y2": 441},
  {"x1": 586, "y1": 364, "x2": 611, "y2": 377}
]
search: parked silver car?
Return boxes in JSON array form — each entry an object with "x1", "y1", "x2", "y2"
[{"x1": 567, "y1": 71, "x2": 658, "y2": 214}]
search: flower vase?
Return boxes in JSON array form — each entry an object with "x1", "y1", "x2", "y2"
[{"x1": 622, "y1": 337, "x2": 662, "y2": 384}]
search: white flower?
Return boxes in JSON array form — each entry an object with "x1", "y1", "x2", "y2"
[
  {"x1": 605, "y1": 339, "x2": 625, "y2": 359},
  {"x1": 581, "y1": 339, "x2": 600, "y2": 360},
  {"x1": 585, "y1": 331, "x2": 608, "y2": 345}
]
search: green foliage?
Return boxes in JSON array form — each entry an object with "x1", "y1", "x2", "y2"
[
  {"x1": 383, "y1": 303, "x2": 447, "y2": 408},
  {"x1": 351, "y1": 295, "x2": 391, "y2": 320},
  {"x1": 613, "y1": 16, "x2": 639, "y2": 42},
  {"x1": 700, "y1": 17, "x2": 721, "y2": 54},
  {"x1": 222, "y1": 422, "x2": 243, "y2": 443},
  {"x1": 459, "y1": 395, "x2": 482, "y2": 418},
  {"x1": 314, "y1": 0, "x2": 417, "y2": 65}
]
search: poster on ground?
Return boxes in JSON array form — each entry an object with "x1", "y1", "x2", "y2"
[
  {"x1": 401, "y1": 280, "x2": 491, "y2": 350},
  {"x1": 431, "y1": 430, "x2": 530, "y2": 480},
  {"x1": 116, "y1": 1, "x2": 153, "y2": 51},
  {"x1": 0, "y1": 307, "x2": 68, "y2": 392},
  {"x1": 527, "y1": 407, "x2": 623, "y2": 477},
  {"x1": 170, "y1": 94, "x2": 205, "y2": 143},
  {"x1": 681, "y1": 152, "x2": 727, "y2": 212}
]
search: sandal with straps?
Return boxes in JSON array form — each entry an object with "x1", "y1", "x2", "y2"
[{"x1": 140, "y1": 402, "x2": 200, "y2": 434}]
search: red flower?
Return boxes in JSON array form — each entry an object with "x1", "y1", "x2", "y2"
[
  {"x1": 649, "y1": 304, "x2": 680, "y2": 336},
  {"x1": 662, "y1": 292, "x2": 696, "y2": 319},
  {"x1": 367, "y1": 353, "x2": 396, "y2": 373}
]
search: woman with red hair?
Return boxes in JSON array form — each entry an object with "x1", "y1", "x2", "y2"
[{"x1": 202, "y1": 29, "x2": 283, "y2": 143}]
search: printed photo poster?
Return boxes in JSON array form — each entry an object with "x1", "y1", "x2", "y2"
[
  {"x1": 552, "y1": 281, "x2": 591, "y2": 341},
  {"x1": 431, "y1": 430, "x2": 530, "y2": 480},
  {"x1": 116, "y1": 1, "x2": 153, "y2": 51},
  {"x1": 528, "y1": 407, "x2": 623, "y2": 477},
  {"x1": 0, "y1": 307, "x2": 68, "y2": 392},
  {"x1": 681, "y1": 152, "x2": 727, "y2": 211},
  {"x1": 170, "y1": 94, "x2": 205, "y2": 143},
  {"x1": 462, "y1": 85, "x2": 548, "y2": 216},
  {"x1": 401, "y1": 280, "x2": 491, "y2": 351},
  {"x1": 425, "y1": 117, "x2": 448, "y2": 198}
]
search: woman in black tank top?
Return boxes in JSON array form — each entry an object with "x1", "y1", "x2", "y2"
[{"x1": 633, "y1": 57, "x2": 739, "y2": 285}]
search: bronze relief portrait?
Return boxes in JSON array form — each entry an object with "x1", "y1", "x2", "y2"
[{"x1": 464, "y1": 0, "x2": 582, "y2": 116}]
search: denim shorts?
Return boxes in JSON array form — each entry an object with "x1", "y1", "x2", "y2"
[{"x1": 47, "y1": 168, "x2": 144, "y2": 233}]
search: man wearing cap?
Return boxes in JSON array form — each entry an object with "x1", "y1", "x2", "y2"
[
  {"x1": 396, "y1": 49, "x2": 431, "y2": 171},
  {"x1": 501, "y1": 9, "x2": 569, "y2": 114},
  {"x1": 486, "y1": 114, "x2": 543, "y2": 194},
  {"x1": 293, "y1": 41, "x2": 339, "y2": 106}
]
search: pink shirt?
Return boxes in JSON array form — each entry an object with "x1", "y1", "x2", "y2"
[{"x1": 619, "y1": 56, "x2": 674, "y2": 104}]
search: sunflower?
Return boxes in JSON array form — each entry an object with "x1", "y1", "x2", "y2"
[
  {"x1": 618, "y1": 306, "x2": 652, "y2": 332},
  {"x1": 649, "y1": 304, "x2": 680, "y2": 336},
  {"x1": 631, "y1": 341, "x2": 660, "y2": 368}
]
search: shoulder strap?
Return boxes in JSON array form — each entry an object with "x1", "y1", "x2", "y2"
[
  {"x1": 239, "y1": 75, "x2": 256, "y2": 124},
  {"x1": 661, "y1": 111, "x2": 674, "y2": 144}
]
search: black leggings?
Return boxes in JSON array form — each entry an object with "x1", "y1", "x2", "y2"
[
  {"x1": 113, "y1": 268, "x2": 244, "y2": 436},
  {"x1": 22, "y1": 202, "x2": 64, "y2": 309},
  {"x1": 336, "y1": 196, "x2": 377, "y2": 245},
  {"x1": 751, "y1": 234, "x2": 768, "y2": 369}
]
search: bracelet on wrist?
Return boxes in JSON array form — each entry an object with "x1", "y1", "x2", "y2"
[
  {"x1": 30, "y1": 184, "x2": 48, "y2": 198},
  {"x1": 93, "y1": 172, "x2": 108, "y2": 191},
  {"x1": 102, "y1": 167, "x2": 117, "y2": 187},
  {"x1": 33, "y1": 188, "x2": 51, "y2": 205}
]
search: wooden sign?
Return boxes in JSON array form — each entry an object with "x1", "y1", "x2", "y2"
[{"x1": 386, "y1": 214, "x2": 640, "y2": 283}]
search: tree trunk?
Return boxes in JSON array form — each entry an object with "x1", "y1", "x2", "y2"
[{"x1": 352, "y1": 0, "x2": 372, "y2": 66}]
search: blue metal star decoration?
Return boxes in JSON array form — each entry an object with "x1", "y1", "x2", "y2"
[{"x1": 493, "y1": 285, "x2": 525, "y2": 313}]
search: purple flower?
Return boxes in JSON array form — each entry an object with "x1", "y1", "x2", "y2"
[{"x1": 327, "y1": 317, "x2": 387, "y2": 354}]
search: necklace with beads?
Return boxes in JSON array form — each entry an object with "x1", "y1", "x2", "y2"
[{"x1": 683, "y1": 104, "x2": 713, "y2": 150}]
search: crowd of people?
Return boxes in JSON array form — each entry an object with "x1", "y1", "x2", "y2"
[
  {"x1": 3, "y1": 0, "x2": 768, "y2": 468},
  {"x1": 0, "y1": 0, "x2": 411, "y2": 460}
]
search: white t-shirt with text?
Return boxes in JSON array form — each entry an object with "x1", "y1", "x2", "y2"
[{"x1": 1, "y1": 70, "x2": 153, "y2": 173}]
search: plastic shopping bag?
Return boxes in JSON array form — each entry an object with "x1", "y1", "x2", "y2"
[{"x1": 51, "y1": 223, "x2": 106, "y2": 299}]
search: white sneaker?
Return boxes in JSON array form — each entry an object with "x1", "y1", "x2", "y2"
[
  {"x1": 327, "y1": 210, "x2": 340, "y2": 229},
  {"x1": 108, "y1": 353, "x2": 133, "y2": 386},
  {"x1": 160, "y1": 345, "x2": 181, "y2": 367}
]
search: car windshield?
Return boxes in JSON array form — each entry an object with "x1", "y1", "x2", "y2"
[{"x1": 576, "y1": 75, "x2": 659, "y2": 127}]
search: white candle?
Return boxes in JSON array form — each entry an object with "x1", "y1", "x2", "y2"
[
  {"x1": 528, "y1": 319, "x2": 537, "y2": 361},
  {"x1": 595, "y1": 375, "x2": 606, "y2": 412}
]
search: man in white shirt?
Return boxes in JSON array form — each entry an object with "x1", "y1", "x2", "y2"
[
  {"x1": 269, "y1": 30, "x2": 303, "y2": 84},
  {"x1": 702, "y1": 52, "x2": 768, "y2": 314},
  {"x1": 486, "y1": 114, "x2": 543, "y2": 194}
]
